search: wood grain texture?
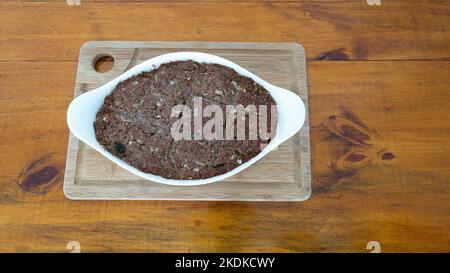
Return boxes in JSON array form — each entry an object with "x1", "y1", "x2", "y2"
[
  {"x1": 1, "y1": 1, "x2": 449, "y2": 61},
  {"x1": 64, "y1": 41, "x2": 311, "y2": 201},
  {"x1": 0, "y1": 1, "x2": 450, "y2": 252},
  {"x1": 1, "y1": 59, "x2": 450, "y2": 252}
]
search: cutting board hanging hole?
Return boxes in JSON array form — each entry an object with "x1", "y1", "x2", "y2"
[{"x1": 93, "y1": 54, "x2": 115, "y2": 73}]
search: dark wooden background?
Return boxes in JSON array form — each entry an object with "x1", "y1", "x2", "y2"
[{"x1": 0, "y1": 0, "x2": 449, "y2": 252}]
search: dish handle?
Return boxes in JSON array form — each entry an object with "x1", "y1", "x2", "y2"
[
  {"x1": 67, "y1": 88, "x2": 106, "y2": 145},
  {"x1": 273, "y1": 87, "x2": 306, "y2": 144}
]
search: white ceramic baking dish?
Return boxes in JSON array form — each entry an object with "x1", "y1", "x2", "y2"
[{"x1": 67, "y1": 52, "x2": 306, "y2": 186}]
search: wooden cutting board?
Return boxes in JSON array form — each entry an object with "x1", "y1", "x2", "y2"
[{"x1": 63, "y1": 41, "x2": 311, "y2": 201}]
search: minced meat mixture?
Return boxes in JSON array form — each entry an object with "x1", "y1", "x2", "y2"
[{"x1": 94, "y1": 60, "x2": 277, "y2": 180}]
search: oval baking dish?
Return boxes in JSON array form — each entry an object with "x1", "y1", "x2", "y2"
[{"x1": 67, "y1": 52, "x2": 306, "y2": 186}]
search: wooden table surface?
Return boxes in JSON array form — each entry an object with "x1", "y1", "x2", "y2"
[{"x1": 1, "y1": 0, "x2": 449, "y2": 252}]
